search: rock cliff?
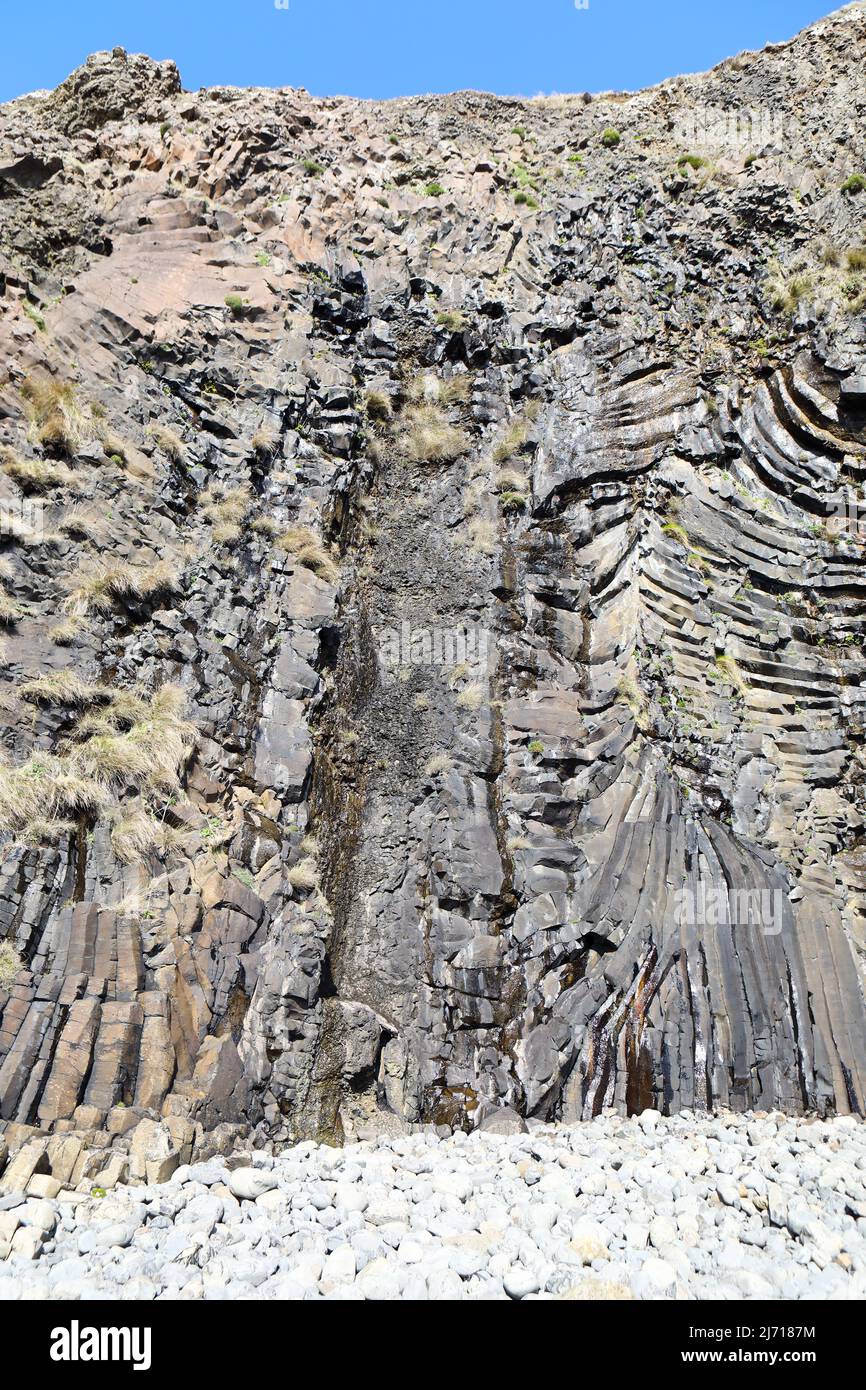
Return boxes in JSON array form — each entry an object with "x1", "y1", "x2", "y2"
[{"x1": 1, "y1": 6, "x2": 866, "y2": 1190}]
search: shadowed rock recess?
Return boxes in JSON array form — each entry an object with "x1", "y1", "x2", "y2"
[{"x1": 1, "y1": 8, "x2": 866, "y2": 1191}]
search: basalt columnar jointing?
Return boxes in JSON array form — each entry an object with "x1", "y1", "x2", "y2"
[{"x1": 0, "y1": 6, "x2": 866, "y2": 1191}]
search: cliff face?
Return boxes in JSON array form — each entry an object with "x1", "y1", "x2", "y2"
[{"x1": 1, "y1": 7, "x2": 866, "y2": 1184}]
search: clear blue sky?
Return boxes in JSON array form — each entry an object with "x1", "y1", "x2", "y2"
[{"x1": 0, "y1": 0, "x2": 841, "y2": 104}]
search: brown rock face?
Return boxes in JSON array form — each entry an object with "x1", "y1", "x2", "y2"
[
  {"x1": 49, "y1": 48, "x2": 182, "y2": 135},
  {"x1": 1, "y1": 11, "x2": 866, "y2": 1182}
]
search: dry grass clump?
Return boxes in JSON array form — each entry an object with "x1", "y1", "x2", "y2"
[
  {"x1": 48, "y1": 615, "x2": 84, "y2": 646},
  {"x1": 492, "y1": 406, "x2": 539, "y2": 465},
  {"x1": 63, "y1": 559, "x2": 181, "y2": 618},
  {"x1": 58, "y1": 508, "x2": 106, "y2": 544},
  {"x1": 710, "y1": 654, "x2": 748, "y2": 697},
  {"x1": 20, "y1": 375, "x2": 135, "y2": 465},
  {"x1": 109, "y1": 808, "x2": 181, "y2": 865},
  {"x1": 463, "y1": 475, "x2": 486, "y2": 519},
  {"x1": 18, "y1": 818, "x2": 76, "y2": 845},
  {"x1": 407, "y1": 373, "x2": 470, "y2": 406},
  {"x1": 466, "y1": 517, "x2": 497, "y2": 555},
  {"x1": 617, "y1": 671, "x2": 648, "y2": 725},
  {"x1": 764, "y1": 259, "x2": 813, "y2": 315},
  {"x1": 75, "y1": 733, "x2": 148, "y2": 789},
  {"x1": 456, "y1": 680, "x2": 486, "y2": 711},
  {"x1": 108, "y1": 875, "x2": 169, "y2": 919},
  {"x1": 21, "y1": 375, "x2": 90, "y2": 455},
  {"x1": 364, "y1": 391, "x2": 393, "y2": 423},
  {"x1": 146, "y1": 423, "x2": 185, "y2": 462},
  {"x1": 276, "y1": 526, "x2": 339, "y2": 583},
  {"x1": 0, "y1": 750, "x2": 108, "y2": 833},
  {"x1": 0, "y1": 446, "x2": 75, "y2": 493},
  {"x1": 767, "y1": 245, "x2": 866, "y2": 317},
  {"x1": 0, "y1": 588, "x2": 21, "y2": 625},
  {"x1": 0, "y1": 684, "x2": 197, "y2": 850},
  {"x1": 840, "y1": 246, "x2": 866, "y2": 312},
  {"x1": 251, "y1": 425, "x2": 279, "y2": 458},
  {"x1": 0, "y1": 940, "x2": 22, "y2": 989},
  {"x1": 71, "y1": 685, "x2": 196, "y2": 792},
  {"x1": 287, "y1": 857, "x2": 318, "y2": 891},
  {"x1": 842, "y1": 286, "x2": 866, "y2": 314},
  {"x1": 250, "y1": 514, "x2": 283, "y2": 538},
  {"x1": 398, "y1": 405, "x2": 468, "y2": 463},
  {"x1": 199, "y1": 482, "x2": 252, "y2": 543},
  {"x1": 424, "y1": 751, "x2": 453, "y2": 777},
  {"x1": 75, "y1": 687, "x2": 156, "y2": 734},
  {"x1": 494, "y1": 465, "x2": 531, "y2": 503},
  {"x1": 100, "y1": 428, "x2": 130, "y2": 464},
  {"x1": 19, "y1": 671, "x2": 109, "y2": 707},
  {"x1": 362, "y1": 392, "x2": 395, "y2": 468},
  {"x1": 0, "y1": 510, "x2": 59, "y2": 548}
]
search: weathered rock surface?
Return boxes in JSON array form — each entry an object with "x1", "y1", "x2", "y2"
[{"x1": 1, "y1": 9, "x2": 866, "y2": 1183}]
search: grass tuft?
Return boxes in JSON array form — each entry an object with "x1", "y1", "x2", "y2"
[
  {"x1": 467, "y1": 517, "x2": 496, "y2": 555},
  {"x1": 287, "y1": 858, "x2": 318, "y2": 891},
  {"x1": 662, "y1": 520, "x2": 689, "y2": 547},
  {"x1": 48, "y1": 615, "x2": 85, "y2": 646},
  {"x1": 398, "y1": 404, "x2": 467, "y2": 463},
  {"x1": 276, "y1": 526, "x2": 339, "y2": 582},
  {"x1": 0, "y1": 684, "x2": 196, "y2": 851},
  {"x1": 424, "y1": 752, "x2": 453, "y2": 777},
  {"x1": 0, "y1": 446, "x2": 75, "y2": 493},
  {"x1": 146, "y1": 424, "x2": 185, "y2": 461},
  {"x1": 364, "y1": 391, "x2": 393, "y2": 422},
  {"x1": 0, "y1": 940, "x2": 22, "y2": 989},
  {"x1": 63, "y1": 559, "x2": 181, "y2": 618},
  {"x1": 251, "y1": 425, "x2": 279, "y2": 458},
  {"x1": 765, "y1": 259, "x2": 813, "y2": 315},
  {"x1": 57, "y1": 507, "x2": 105, "y2": 544},
  {"x1": 199, "y1": 483, "x2": 252, "y2": 543},
  {"x1": 21, "y1": 375, "x2": 90, "y2": 456},
  {"x1": 456, "y1": 680, "x2": 485, "y2": 711},
  {"x1": 0, "y1": 590, "x2": 21, "y2": 626},
  {"x1": 110, "y1": 808, "x2": 178, "y2": 865},
  {"x1": 710, "y1": 654, "x2": 748, "y2": 697},
  {"x1": 19, "y1": 671, "x2": 109, "y2": 707},
  {"x1": 435, "y1": 309, "x2": 468, "y2": 332}
]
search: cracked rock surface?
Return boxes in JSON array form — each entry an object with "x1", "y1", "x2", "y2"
[{"x1": 1, "y1": 7, "x2": 866, "y2": 1200}]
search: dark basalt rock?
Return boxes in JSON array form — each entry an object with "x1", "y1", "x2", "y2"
[{"x1": 1, "y1": 5, "x2": 866, "y2": 1194}]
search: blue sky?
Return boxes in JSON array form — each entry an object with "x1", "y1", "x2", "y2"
[{"x1": 0, "y1": 1, "x2": 840, "y2": 104}]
